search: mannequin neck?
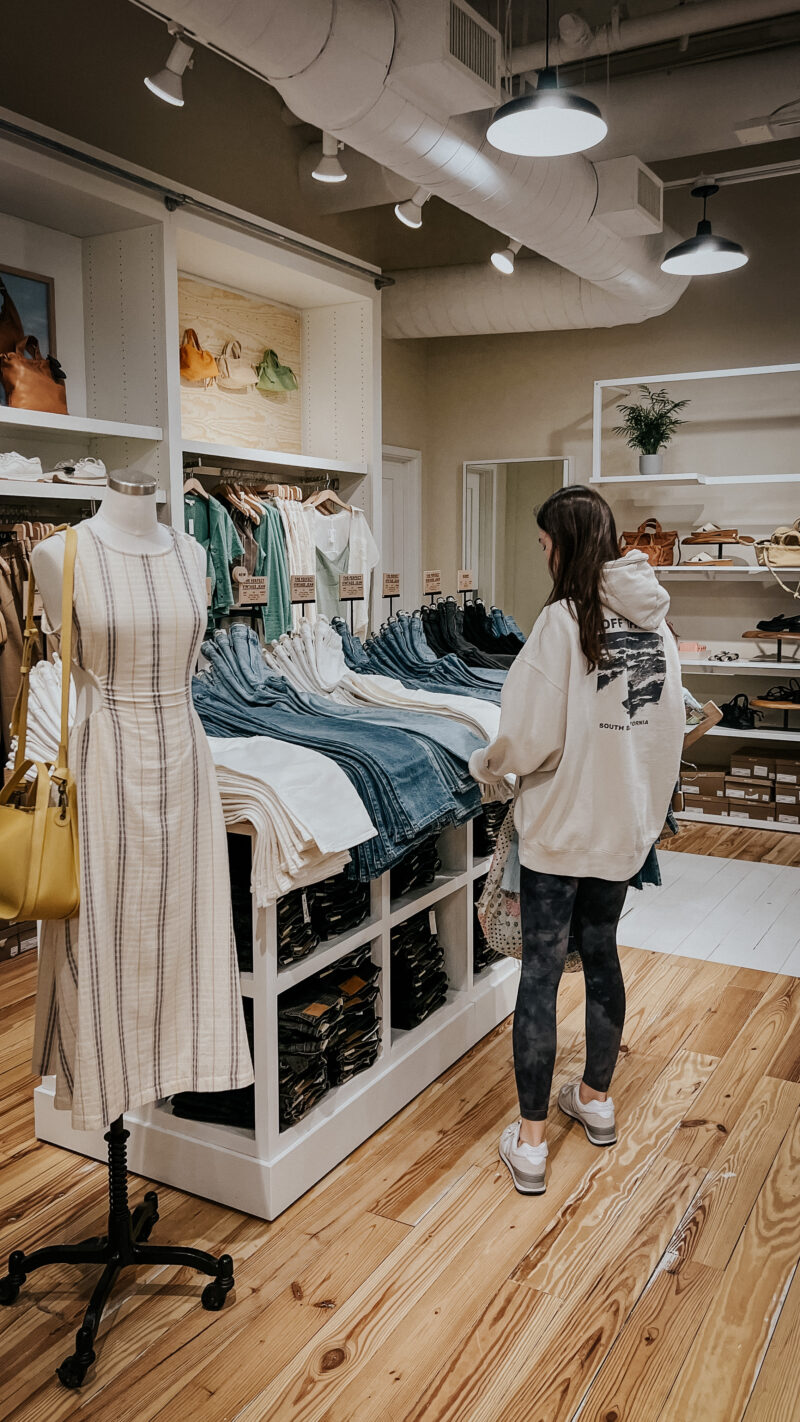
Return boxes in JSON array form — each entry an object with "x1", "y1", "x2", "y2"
[{"x1": 89, "y1": 485, "x2": 172, "y2": 553}]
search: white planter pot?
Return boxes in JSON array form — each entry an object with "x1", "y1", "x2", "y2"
[{"x1": 639, "y1": 453, "x2": 663, "y2": 475}]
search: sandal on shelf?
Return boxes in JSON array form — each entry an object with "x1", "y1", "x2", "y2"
[
  {"x1": 709, "y1": 651, "x2": 740, "y2": 662},
  {"x1": 759, "y1": 679, "x2": 800, "y2": 704},
  {"x1": 683, "y1": 523, "x2": 755, "y2": 546},
  {"x1": 687, "y1": 552, "x2": 734, "y2": 565},
  {"x1": 756, "y1": 613, "x2": 800, "y2": 632}
]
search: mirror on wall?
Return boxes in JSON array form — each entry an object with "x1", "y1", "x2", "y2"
[{"x1": 462, "y1": 458, "x2": 568, "y2": 636}]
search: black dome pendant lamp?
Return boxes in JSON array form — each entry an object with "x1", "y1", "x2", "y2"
[
  {"x1": 661, "y1": 182, "x2": 749, "y2": 276},
  {"x1": 487, "y1": 0, "x2": 608, "y2": 157}
]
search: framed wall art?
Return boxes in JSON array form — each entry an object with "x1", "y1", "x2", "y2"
[{"x1": 0, "y1": 265, "x2": 56, "y2": 406}]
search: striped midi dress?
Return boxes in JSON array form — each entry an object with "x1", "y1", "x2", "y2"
[{"x1": 33, "y1": 524, "x2": 253, "y2": 1131}]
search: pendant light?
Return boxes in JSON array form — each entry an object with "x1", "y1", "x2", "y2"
[
  {"x1": 312, "y1": 133, "x2": 347, "y2": 184},
  {"x1": 487, "y1": 0, "x2": 607, "y2": 157},
  {"x1": 144, "y1": 23, "x2": 194, "y2": 108},
  {"x1": 661, "y1": 183, "x2": 749, "y2": 276},
  {"x1": 395, "y1": 187, "x2": 430, "y2": 229},
  {"x1": 491, "y1": 239, "x2": 522, "y2": 274}
]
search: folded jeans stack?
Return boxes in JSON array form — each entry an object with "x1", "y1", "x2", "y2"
[
  {"x1": 391, "y1": 911, "x2": 449, "y2": 1031},
  {"x1": 390, "y1": 837, "x2": 442, "y2": 899},
  {"x1": 473, "y1": 802, "x2": 510, "y2": 858},
  {"x1": 279, "y1": 945, "x2": 381, "y2": 1127},
  {"x1": 308, "y1": 874, "x2": 371, "y2": 941}
]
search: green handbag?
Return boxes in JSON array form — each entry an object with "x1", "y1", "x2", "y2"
[{"x1": 256, "y1": 348, "x2": 298, "y2": 394}]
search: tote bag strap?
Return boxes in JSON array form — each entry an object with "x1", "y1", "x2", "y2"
[{"x1": 12, "y1": 524, "x2": 77, "y2": 774}]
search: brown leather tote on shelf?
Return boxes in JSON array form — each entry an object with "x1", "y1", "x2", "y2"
[
  {"x1": 0, "y1": 336, "x2": 68, "y2": 414},
  {"x1": 179, "y1": 328, "x2": 218, "y2": 385},
  {"x1": 619, "y1": 518, "x2": 679, "y2": 567},
  {"x1": 0, "y1": 279, "x2": 24, "y2": 355}
]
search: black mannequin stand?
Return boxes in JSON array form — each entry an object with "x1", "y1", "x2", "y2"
[{"x1": 0, "y1": 1116, "x2": 234, "y2": 1389}]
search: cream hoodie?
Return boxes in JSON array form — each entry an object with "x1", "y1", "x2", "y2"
[{"x1": 469, "y1": 552, "x2": 684, "y2": 880}]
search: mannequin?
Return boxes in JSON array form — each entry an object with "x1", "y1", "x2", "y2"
[
  {"x1": 4, "y1": 469, "x2": 252, "y2": 1386},
  {"x1": 32, "y1": 470, "x2": 204, "y2": 720}
]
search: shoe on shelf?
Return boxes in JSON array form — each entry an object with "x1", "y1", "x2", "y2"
[
  {"x1": 558, "y1": 1082, "x2": 617, "y2": 1146},
  {"x1": 50, "y1": 457, "x2": 106, "y2": 485},
  {"x1": 499, "y1": 1121, "x2": 548, "y2": 1194},
  {"x1": 0, "y1": 452, "x2": 46, "y2": 481},
  {"x1": 686, "y1": 552, "x2": 734, "y2": 565},
  {"x1": 683, "y1": 524, "x2": 755, "y2": 546},
  {"x1": 756, "y1": 613, "x2": 800, "y2": 633}
]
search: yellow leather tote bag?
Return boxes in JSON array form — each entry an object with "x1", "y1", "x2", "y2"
[{"x1": 0, "y1": 526, "x2": 80, "y2": 920}]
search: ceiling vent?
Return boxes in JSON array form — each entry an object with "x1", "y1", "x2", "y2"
[
  {"x1": 388, "y1": 0, "x2": 501, "y2": 118},
  {"x1": 595, "y1": 156, "x2": 664, "y2": 238}
]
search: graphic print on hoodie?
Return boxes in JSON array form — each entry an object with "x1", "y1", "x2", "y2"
[{"x1": 597, "y1": 618, "x2": 667, "y2": 720}]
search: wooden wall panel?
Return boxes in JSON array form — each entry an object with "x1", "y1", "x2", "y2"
[{"x1": 178, "y1": 275, "x2": 301, "y2": 453}]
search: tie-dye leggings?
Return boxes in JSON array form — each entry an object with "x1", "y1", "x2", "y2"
[{"x1": 515, "y1": 866, "x2": 629, "y2": 1121}]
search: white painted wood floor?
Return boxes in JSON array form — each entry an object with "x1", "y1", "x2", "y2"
[{"x1": 620, "y1": 850, "x2": 800, "y2": 975}]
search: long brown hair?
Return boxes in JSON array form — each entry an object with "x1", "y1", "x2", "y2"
[{"x1": 536, "y1": 485, "x2": 620, "y2": 671}]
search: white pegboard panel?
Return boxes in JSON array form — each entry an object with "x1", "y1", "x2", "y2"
[
  {"x1": 302, "y1": 300, "x2": 372, "y2": 468},
  {"x1": 82, "y1": 225, "x2": 167, "y2": 433}
]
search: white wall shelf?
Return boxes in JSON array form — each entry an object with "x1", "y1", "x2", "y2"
[
  {"x1": 676, "y1": 810, "x2": 800, "y2": 834},
  {"x1": 0, "y1": 479, "x2": 165, "y2": 503},
  {"x1": 0, "y1": 407, "x2": 162, "y2": 443},
  {"x1": 35, "y1": 818, "x2": 518, "y2": 1221},
  {"x1": 592, "y1": 473, "x2": 800, "y2": 488},
  {"x1": 658, "y1": 567, "x2": 773, "y2": 580},
  {"x1": 681, "y1": 658, "x2": 799, "y2": 675},
  {"x1": 707, "y1": 726, "x2": 800, "y2": 743},
  {"x1": 182, "y1": 438, "x2": 369, "y2": 479}
]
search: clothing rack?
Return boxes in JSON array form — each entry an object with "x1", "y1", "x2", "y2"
[{"x1": 183, "y1": 462, "x2": 340, "y2": 496}]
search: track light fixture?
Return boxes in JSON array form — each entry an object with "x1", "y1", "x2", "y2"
[
  {"x1": 487, "y1": 0, "x2": 607, "y2": 156},
  {"x1": 312, "y1": 133, "x2": 347, "y2": 184},
  {"x1": 394, "y1": 187, "x2": 430, "y2": 229},
  {"x1": 491, "y1": 239, "x2": 522, "y2": 274},
  {"x1": 144, "y1": 23, "x2": 194, "y2": 107},
  {"x1": 661, "y1": 183, "x2": 749, "y2": 275}
]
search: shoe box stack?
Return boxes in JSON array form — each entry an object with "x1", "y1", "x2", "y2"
[
  {"x1": 279, "y1": 945, "x2": 382, "y2": 1131},
  {"x1": 680, "y1": 755, "x2": 800, "y2": 824}
]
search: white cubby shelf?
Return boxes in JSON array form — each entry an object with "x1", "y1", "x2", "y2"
[
  {"x1": 681, "y1": 658, "x2": 798, "y2": 675},
  {"x1": 0, "y1": 479, "x2": 166, "y2": 504},
  {"x1": 35, "y1": 817, "x2": 518, "y2": 1221},
  {"x1": 658, "y1": 567, "x2": 775, "y2": 581},
  {"x1": 0, "y1": 408, "x2": 162, "y2": 442},
  {"x1": 706, "y1": 726, "x2": 800, "y2": 743}
]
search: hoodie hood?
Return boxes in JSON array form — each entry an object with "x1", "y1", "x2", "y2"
[{"x1": 600, "y1": 551, "x2": 670, "y2": 631}]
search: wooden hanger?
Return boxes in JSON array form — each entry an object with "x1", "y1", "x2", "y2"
[
  {"x1": 183, "y1": 475, "x2": 209, "y2": 499},
  {"x1": 304, "y1": 487, "x2": 351, "y2": 514}
]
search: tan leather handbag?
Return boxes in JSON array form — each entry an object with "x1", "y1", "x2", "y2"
[
  {"x1": 619, "y1": 518, "x2": 678, "y2": 567},
  {"x1": 0, "y1": 526, "x2": 80, "y2": 921},
  {"x1": 216, "y1": 339, "x2": 256, "y2": 392},
  {"x1": 0, "y1": 336, "x2": 68, "y2": 414},
  {"x1": 180, "y1": 328, "x2": 218, "y2": 385},
  {"x1": 0, "y1": 278, "x2": 24, "y2": 355}
]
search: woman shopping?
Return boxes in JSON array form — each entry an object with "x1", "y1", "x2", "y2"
[{"x1": 469, "y1": 485, "x2": 684, "y2": 1194}]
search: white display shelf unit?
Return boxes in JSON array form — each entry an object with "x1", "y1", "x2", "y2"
[
  {"x1": 680, "y1": 657, "x2": 798, "y2": 675},
  {"x1": 590, "y1": 362, "x2": 800, "y2": 486},
  {"x1": 35, "y1": 818, "x2": 516, "y2": 1220},
  {"x1": 706, "y1": 725, "x2": 800, "y2": 743},
  {"x1": 0, "y1": 124, "x2": 382, "y2": 534},
  {"x1": 658, "y1": 567, "x2": 776, "y2": 580}
]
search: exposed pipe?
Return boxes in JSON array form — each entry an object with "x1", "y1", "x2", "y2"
[
  {"x1": 146, "y1": 0, "x2": 687, "y2": 326},
  {"x1": 511, "y1": 0, "x2": 800, "y2": 73}
]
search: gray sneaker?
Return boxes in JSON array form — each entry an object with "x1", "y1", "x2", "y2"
[
  {"x1": 499, "y1": 1121, "x2": 548, "y2": 1194},
  {"x1": 558, "y1": 1082, "x2": 617, "y2": 1146}
]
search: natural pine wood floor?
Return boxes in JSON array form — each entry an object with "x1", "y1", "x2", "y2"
[
  {"x1": 666, "y1": 820, "x2": 800, "y2": 867},
  {"x1": 1, "y1": 931, "x2": 799, "y2": 1419}
]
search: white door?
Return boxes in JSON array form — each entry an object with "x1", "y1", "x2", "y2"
[{"x1": 382, "y1": 448, "x2": 422, "y2": 610}]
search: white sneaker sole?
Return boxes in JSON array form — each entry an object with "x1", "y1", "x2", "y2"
[
  {"x1": 559, "y1": 1098, "x2": 617, "y2": 1147},
  {"x1": 498, "y1": 1141, "x2": 546, "y2": 1194}
]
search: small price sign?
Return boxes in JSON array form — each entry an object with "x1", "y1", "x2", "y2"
[
  {"x1": 339, "y1": 573, "x2": 365, "y2": 600},
  {"x1": 205, "y1": 577, "x2": 213, "y2": 608},
  {"x1": 457, "y1": 569, "x2": 474, "y2": 592},
  {"x1": 234, "y1": 572, "x2": 268, "y2": 606},
  {"x1": 382, "y1": 573, "x2": 400, "y2": 598},
  {"x1": 290, "y1": 574, "x2": 317, "y2": 604},
  {"x1": 424, "y1": 570, "x2": 442, "y2": 596}
]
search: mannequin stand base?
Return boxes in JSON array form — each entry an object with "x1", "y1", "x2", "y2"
[{"x1": 0, "y1": 1116, "x2": 234, "y2": 1390}]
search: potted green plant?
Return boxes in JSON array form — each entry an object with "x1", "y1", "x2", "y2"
[{"x1": 614, "y1": 385, "x2": 690, "y2": 475}]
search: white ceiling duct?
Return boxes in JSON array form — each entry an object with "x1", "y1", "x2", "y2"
[
  {"x1": 381, "y1": 257, "x2": 667, "y2": 338},
  {"x1": 142, "y1": 0, "x2": 689, "y2": 331}
]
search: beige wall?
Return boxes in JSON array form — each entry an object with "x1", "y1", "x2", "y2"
[{"x1": 394, "y1": 175, "x2": 800, "y2": 578}]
